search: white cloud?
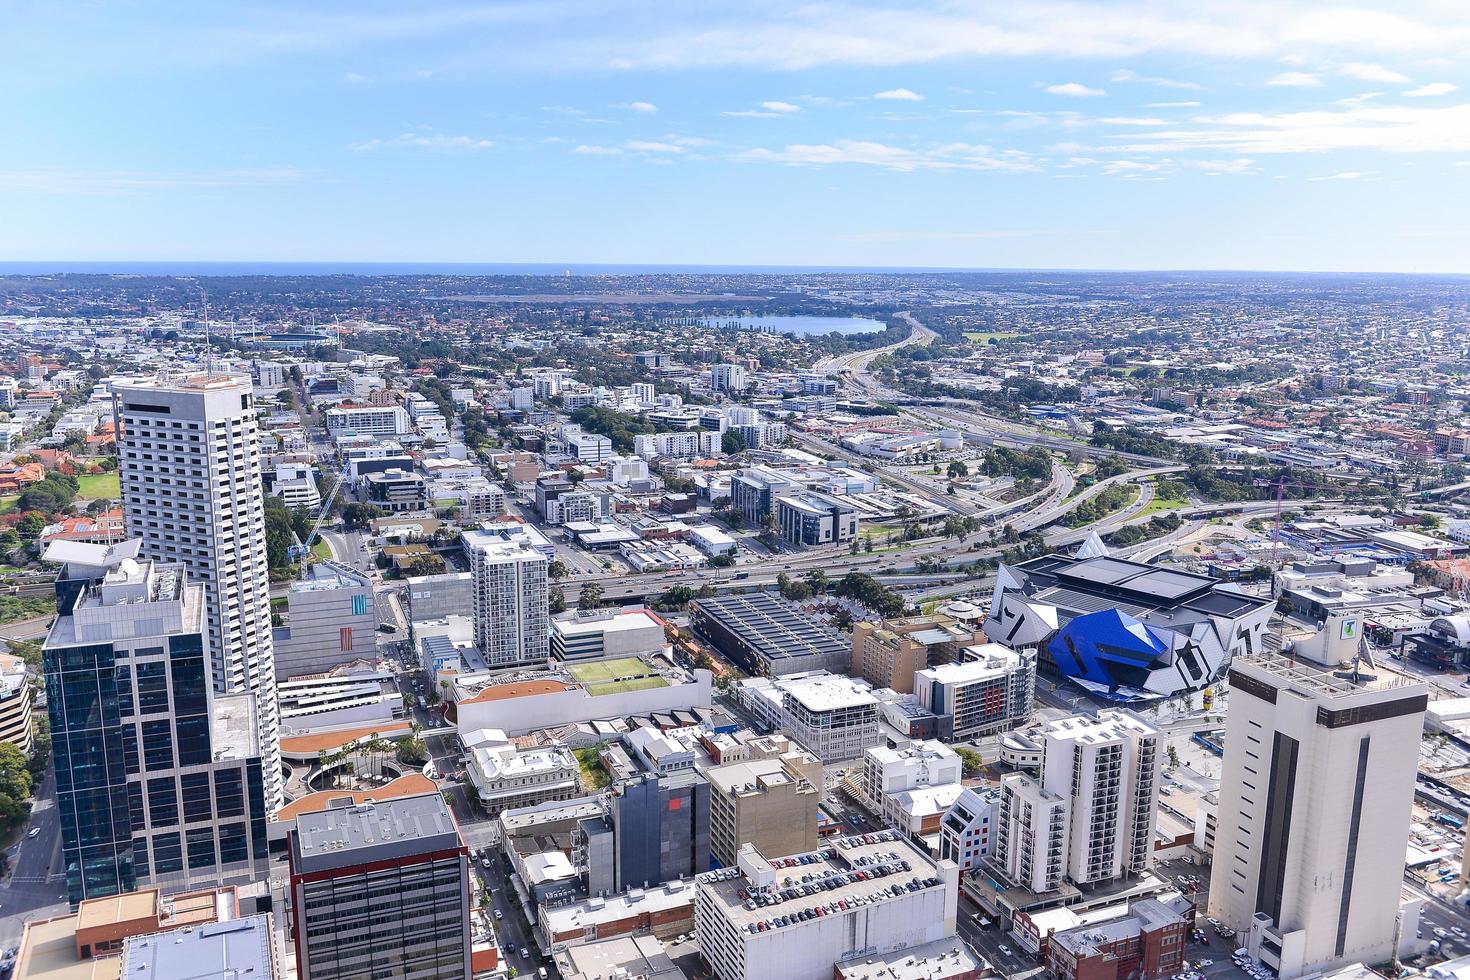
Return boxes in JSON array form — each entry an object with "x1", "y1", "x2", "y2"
[
  {"x1": 1100, "y1": 117, "x2": 1167, "y2": 126},
  {"x1": 1045, "y1": 82, "x2": 1105, "y2": 97},
  {"x1": 343, "y1": 72, "x2": 371, "y2": 84},
  {"x1": 624, "y1": 140, "x2": 686, "y2": 153},
  {"x1": 573, "y1": 144, "x2": 623, "y2": 155},
  {"x1": 627, "y1": 101, "x2": 658, "y2": 113},
  {"x1": 1336, "y1": 92, "x2": 1383, "y2": 107},
  {"x1": 1147, "y1": 101, "x2": 1201, "y2": 108},
  {"x1": 1405, "y1": 82, "x2": 1457, "y2": 97},
  {"x1": 743, "y1": 139, "x2": 1034, "y2": 173},
  {"x1": 575, "y1": 137, "x2": 708, "y2": 157},
  {"x1": 1100, "y1": 102, "x2": 1470, "y2": 154},
  {"x1": 1338, "y1": 62, "x2": 1409, "y2": 84},
  {"x1": 761, "y1": 100, "x2": 801, "y2": 113},
  {"x1": 1266, "y1": 72, "x2": 1322, "y2": 87},
  {"x1": 874, "y1": 88, "x2": 925, "y2": 101},
  {"x1": 348, "y1": 133, "x2": 494, "y2": 151},
  {"x1": 1307, "y1": 170, "x2": 1375, "y2": 180},
  {"x1": 1109, "y1": 68, "x2": 1201, "y2": 90}
]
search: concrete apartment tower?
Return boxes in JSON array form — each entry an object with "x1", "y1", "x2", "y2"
[
  {"x1": 114, "y1": 375, "x2": 284, "y2": 811},
  {"x1": 463, "y1": 527, "x2": 549, "y2": 668},
  {"x1": 1207, "y1": 654, "x2": 1428, "y2": 979}
]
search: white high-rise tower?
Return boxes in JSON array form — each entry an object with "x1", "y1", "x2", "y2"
[
  {"x1": 1207, "y1": 654, "x2": 1427, "y2": 979},
  {"x1": 114, "y1": 375, "x2": 284, "y2": 810}
]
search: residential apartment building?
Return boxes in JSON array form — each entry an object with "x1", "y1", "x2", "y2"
[
  {"x1": 851, "y1": 614, "x2": 984, "y2": 694},
  {"x1": 709, "y1": 364, "x2": 748, "y2": 394},
  {"x1": 44, "y1": 554, "x2": 270, "y2": 903},
  {"x1": 1207, "y1": 655, "x2": 1428, "y2": 979},
  {"x1": 939, "y1": 787, "x2": 997, "y2": 872},
  {"x1": 113, "y1": 375, "x2": 283, "y2": 810},
  {"x1": 0, "y1": 652, "x2": 33, "y2": 754},
  {"x1": 992, "y1": 773, "x2": 1070, "y2": 894},
  {"x1": 706, "y1": 744, "x2": 821, "y2": 867},
  {"x1": 634, "y1": 430, "x2": 721, "y2": 461},
  {"x1": 693, "y1": 835, "x2": 959, "y2": 980},
  {"x1": 1041, "y1": 711, "x2": 1161, "y2": 885},
  {"x1": 914, "y1": 644, "x2": 1036, "y2": 740},
  {"x1": 774, "y1": 492, "x2": 858, "y2": 548},
  {"x1": 463, "y1": 527, "x2": 549, "y2": 669},
  {"x1": 862, "y1": 740, "x2": 963, "y2": 837},
  {"x1": 288, "y1": 794, "x2": 471, "y2": 980},
  {"x1": 324, "y1": 403, "x2": 411, "y2": 438},
  {"x1": 271, "y1": 561, "x2": 377, "y2": 680}
]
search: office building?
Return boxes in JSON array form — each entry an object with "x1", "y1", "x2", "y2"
[
  {"x1": 914, "y1": 644, "x2": 1036, "y2": 740},
  {"x1": 288, "y1": 794, "x2": 471, "y2": 980},
  {"x1": 851, "y1": 614, "x2": 984, "y2": 695},
  {"x1": 463, "y1": 527, "x2": 549, "y2": 669},
  {"x1": 1207, "y1": 654, "x2": 1428, "y2": 979},
  {"x1": 1041, "y1": 711, "x2": 1161, "y2": 885},
  {"x1": 729, "y1": 466, "x2": 798, "y2": 521},
  {"x1": 693, "y1": 834, "x2": 959, "y2": 980},
  {"x1": 550, "y1": 609, "x2": 666, "y2": 663},
  {"x1": 576, "y1": 768, "x2": 711, "y2": 893},
  {"x1": 774, "y1": 492, "x2": 858, "y2": 548},
  {"x1": 113, "y1": 375, "x2": 283, "y2": 810},
  {"x1": 363, "y1": 468, "x2": 430, "y2": 513},
  {"x1": 44, "y1": 554, "x2": 270, "y2": 903},
  {"x1": 734, "y1": 672, "x2": 880, "y2": 762},
  {"x1": 690, "y1": 593, "x2": 850, "y2": 677},
  {"x1": 709, "y1": 364, "x2": 748, "y2": 394},
  {"x1": 271, "y1": 561, "x2": 377, "y2": 680},
  {"x1": 985, "y1": 554, "x2": 1273, "y2": 702},
  {"x1": 706, "y1": 747, "x2": 821, "y2": 867},
  {"x1": 939, "y1": 786, "x2": 998, "y2": 872},
  {"x1": 324, "y1": 403, "x2": 411, "y2": 438},
  {"x1": 270, "y1": 461, "x2": 322, "y2": 510},
  {"x1": 0, "y1": 652, "x2": 33, "y2": 754},
  {"x1": 13, "y1": 885, "x2": 251, "y2": 980}
]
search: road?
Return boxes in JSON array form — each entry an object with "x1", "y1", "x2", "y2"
[{"x1": 0, "y1": 768, "x2": 69, "y2": 946}]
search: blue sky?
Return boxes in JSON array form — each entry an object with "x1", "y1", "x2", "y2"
[{"x1": 4, "y1": 1, "x2": 1470, "y2": 271}]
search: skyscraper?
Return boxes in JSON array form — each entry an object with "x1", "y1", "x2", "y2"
[
  {"x1": 113, "y1": 375, "x2": 283, "y2": 810},
  {"x1": 43, "y1": 545, "x2": 270, "y2": 904},
  {"x1": 1207, "y1": 654, "x2": 1428, "y2": 979},
  {"x1": 462, "y1": 527, "x2": 549, "y2": 668}
]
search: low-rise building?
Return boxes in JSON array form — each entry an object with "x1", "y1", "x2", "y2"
[
  {"x1": 852, "y1": 614, "x2": 985, "y2": 695},
  {"x1": 691, "y1": 593, "x2": 851, "y2": 677},
  {"x1": 939, "y1": 787, "x2": 998, "y2": 872},
  {"x1": 1045, "y1": 896, "x2": 1191, "y2": 980},
  {"x1": 551, "y1": 609, "x2": 667, "y2": 662},
  {"x1": 774, "y1": 491, "x2": 858, "y2": 548},
  {"x1": 862, "y1": 740, "x2": 963, "y2": 837},
  {"x1": 271, "y1": 561, "x2": 377, "y2": 680},
  {"x1": 464, "y1": 728, "x2": 581, "y2": 815}
]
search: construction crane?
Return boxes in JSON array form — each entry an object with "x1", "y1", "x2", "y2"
[
  {"x1": 289, "y1": 457, "x2": 354, "y2": 575},
  {"x1": 1254, "y1": 476, "x2": 1334, "y2": 566}
]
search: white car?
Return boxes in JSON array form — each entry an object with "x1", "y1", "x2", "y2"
[
  {"x1": 27, "y1": 828, "x2": 40, "y2": 838},
  {"x1": 1198, "y1": 960, "x2": 1213, "y2": 967},
  {"x1": 998, "y1": 945, "x2": 1012, "y2": 956}
]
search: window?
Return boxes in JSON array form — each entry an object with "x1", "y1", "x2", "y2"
[
  {"x1": 187, "y1": 827, "x2": 216, "y2": 870},
  {"x1": 181, "y1": 773, "x2": 213, "y2": 823},
  {"x1": 147, "y1": 777, "x2": 178, "y2": 827},
  {"x1": 141, "y1": 720, "x2": 174, "y2": 771}
]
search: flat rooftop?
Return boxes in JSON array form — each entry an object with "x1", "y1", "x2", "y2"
[
  {"x1": 209, "y1": 694, "x2": 260, "y2": 763},
  {"x1": 835, "y1": 937, "x2": 982, "y2": 980},
  {"x1": 541, "y1": 880, "x2": 696, "y2": 937},
  {"x1": 775, "y1": 673, "x2": 877, "y2": 712},
  {"x1": 1234, "y1": 652, "x2": 1427, "y2": 700},
  {"x1": 692, "y1": 592, "x2": 850, "y2": 666},
  {"x1": 120, "y1": 914, "x2": 274, "y2": 980},
  {"x1": 291, "y1": 792, "x2": 460, "y2": 871}
]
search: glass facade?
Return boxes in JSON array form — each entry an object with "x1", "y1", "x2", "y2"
[{"x1": 46, "y1": 590, "x2": 269, "y2": 905}]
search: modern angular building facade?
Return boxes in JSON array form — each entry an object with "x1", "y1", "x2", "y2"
[
  {"x1": 114, "y1": 375, "x2": 284, "y2": 809},
  {"x1": 44, "y1": 551, "x2": 270, "y2": 904},
  {"x1": 985, "y1": 554, "x2": 1274, "y2": 702}
]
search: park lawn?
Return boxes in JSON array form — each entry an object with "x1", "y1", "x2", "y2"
[
  {"x1": 311, "y1": 538, "x2": 333, "y2": 561},
  {"x1": 964, "y1": 331, "x2": 1020, "y2": 344},
  {"x1": 0, "y1": 496, "x2": 16, "y2": 515},
  {"x1": 76, "y1": 472, "x2": 121, "y2": 499},
  {"x1": 1137, "y1": 492, "x2": 1189, "y2": 520}
]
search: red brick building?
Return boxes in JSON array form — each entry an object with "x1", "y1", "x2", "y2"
[{"x1": 1045, "y1": 897, "x2": 1191, "y2": 980}]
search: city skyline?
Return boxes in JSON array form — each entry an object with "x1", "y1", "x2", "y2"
[{"x1": 5, "y1": 2, "x2": 1470, "y2": 272}]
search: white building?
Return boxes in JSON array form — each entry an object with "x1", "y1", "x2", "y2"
[
  {"x1": 633, "y1": 430, "x2": 721, "y2": 461},
  {"x1": 1040, "y1": 711, "x2": 1161, "y2": 885},
  {"x1": 861, "y1": 740, "x2": 963, "y2": 836},
  {"x1": 560, "y1": 425, "x2": 613, "y2": 463},
  {"x1": 453, "y1": 661, "x2": 712, "y2": 736},
  {"x1": 693, "y1": 834, "x2": 959, "y2": 980},
  {"x1": 550, "y1": 609, "x2": 666, "y2": 662},
  {"x1": 114, "y1": 375, "x2": 284, "y2": 811},
  {"x1": 993, "y1": 772, "x2": 1070, "y2": 894},
  {"x1": 463, "y1": 528, "x2": 549, "y2": 669},
  {"x1": 688, "y1": 524, "x2": 737, "y2": 558},
  {"x1": 463, "y1": 728, "x2": 581, "y2": 814},
  {"x1": 324, "y1": 403, "x2": 411, "y2": 438},
  {"x1": 710, "y1": 364, "x2": 749, "y2": 394},
  {"x1": 735, "y1": 672, "x2": 881, "y2": 763},
  {"x1": 939, "y1": 787, "x2": 998, "y2": 872},
  {"x1": 1207, "y1": 655, "x2": 1428, "y2": 979},
  {"x1": 913, "y1": 644, "x2": 1036, "y2": 740},
  {"x1": 271, "y1": 461, "x2": 321, "y2": 510}
]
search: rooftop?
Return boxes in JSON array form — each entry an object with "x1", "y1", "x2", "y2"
[
  {"x1": 835, "y1": 937, "x2": 983, "y2": 980},
  {"x1": 290, "y1": 792, "x2": 460, "y2": 871},
  {"x1": 276, "y1": 773, "x2": 439, "y2": 823},
  {"x1": 120, "y1": 915, "x2": 275, "y2": 980},
  {"x1": 1234, "y1": 652, "x2": 1428, "y2": 700}
]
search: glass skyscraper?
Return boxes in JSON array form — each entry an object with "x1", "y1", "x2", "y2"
[{"x1": 44, "y1": 545, "x2": 269, "y2": 904}]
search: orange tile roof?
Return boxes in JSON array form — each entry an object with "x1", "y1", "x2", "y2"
[
  {"x1": 461, "y1": 679, "x2": 570, "y2": 705},
  {"x1": 279, "y1": 719, "x2": 412, "y2": 755},
  {"x1": 275, "y1": 773, "x2": 438, "y2": 821}
]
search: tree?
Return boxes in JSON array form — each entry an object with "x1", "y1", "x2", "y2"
[
  {"x1": 549, "y1": 586, "x2": 567, "y2": 614},
  {"x1": 578, "y1": 583, "x2": 605, "y2": 610},
  {"x1": 946, "y1": 460, "x2": 969, "y2": 479},
  {"x1": 548, "y1": 561, "x2": 568, "y2": 580},
  {"x1": 954, "y1": 746, "x2": 983, "y2": 777},
  {"x1": 16, "y1": 512, "x2": 46, "y2": 540},
  {"x1": 341, "y1": 502, "x2": 384, "y2": 529},
  {"x1": 722, "y1": 429, "x2": 748, "y2": 454}
]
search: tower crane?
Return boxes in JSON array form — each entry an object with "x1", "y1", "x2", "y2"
[
  {"x1": 1253, "y1": 476, "x2": 1335, "y2": 566},
  {"x1": 290, "y1": 457, "x2": 354, "y2": 575}
]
